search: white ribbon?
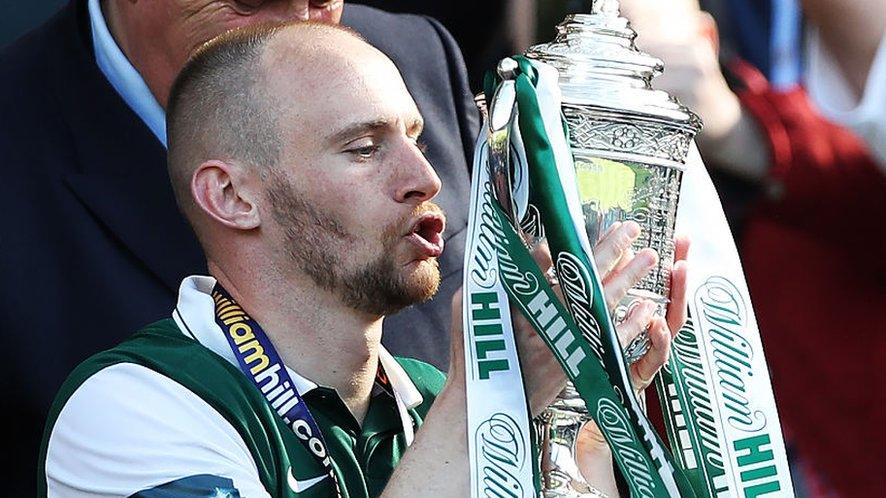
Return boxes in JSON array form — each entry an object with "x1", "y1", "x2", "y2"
[
  {"x1": 463, "y1": 121, "x2": 537, "y2": 498},
  {"x1": 670, "y1": 145, "x2": 796, "y2": 496}
]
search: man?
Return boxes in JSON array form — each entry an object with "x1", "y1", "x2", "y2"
[
  {"x1": 40, "y1": 22, "x2": 685, "y2": 497},
  {"x1": 0, "y1": 1, "x2": 475, "y2": 492}
]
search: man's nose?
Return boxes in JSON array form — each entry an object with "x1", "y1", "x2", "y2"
[
  {"x1": 265, "y1": 1, "x2": 341, "y2": 23},
  {"x1": 394, "y1": 142, "x2": 442, "y2": 204},
  {"x1": 306, "y1": 0, "x2": 342, "y2": 22}
]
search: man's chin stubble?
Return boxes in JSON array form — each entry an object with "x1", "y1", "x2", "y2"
[
  {"x1": 341, "y1": 257, "x2": 441, "y2": 316},
  {"x1": 266, "y1": 173, "x2": 444, "y2": 316}
]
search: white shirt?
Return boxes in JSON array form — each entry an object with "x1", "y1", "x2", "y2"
[
  {"x1": 45, "y1": 275, "x2": 422, "y2": 497},
  {"x1": 88, "y1": 0, "x2": 167, "y2": 146},
  {"x1": 806, "y1": 27, "x2": 886, "y2": 172}
]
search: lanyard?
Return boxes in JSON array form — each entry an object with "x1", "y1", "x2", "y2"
[{"x1": 211, "y1": 283, "x2": 343, "y2": 497}]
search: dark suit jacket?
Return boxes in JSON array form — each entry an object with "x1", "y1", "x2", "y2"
[{"x1": 0, "y1": 1, "x2": 477, "y2": 493}]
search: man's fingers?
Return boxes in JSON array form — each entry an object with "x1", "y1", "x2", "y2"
[
  {"x1": 599, "y1": 220, "x2": 623, "y2": 240},
  {"x1": 666, "y1": 259, "x2": 688, "y2": 335},
  {"x1": 616, "y1": 300, "x2": 655, "y2": 349},
  {"x1": 631, "y1": 317, "x2": 671, "y2": 392},
  {"x1": 603, "y1": 248, "x2": 657, "y2": 309},
  {"x1": 673, "y1": 235, "x2": 690, "y2": 264},
  {"x1": 614, "y1": 247, "x2": 635, "y2": 275},
  {"x1": 593, "y1": 221, "x2": 640, "y2": 277},
  {"x1": 529, "y1": 238, "x2": 554, "y2": 274}
]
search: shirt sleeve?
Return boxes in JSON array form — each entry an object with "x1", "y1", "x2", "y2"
[{"x1": 45, "y1": 363, "x2": 272, "y2": 498}]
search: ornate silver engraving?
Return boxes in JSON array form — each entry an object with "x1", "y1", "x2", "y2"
[{"x1": 564, "y1": 111, "x2": 694, "y2": 164}]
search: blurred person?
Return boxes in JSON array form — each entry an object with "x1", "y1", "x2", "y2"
[
  {"x1": 620, "y1": 0, "x2": 770, "y2": 181},
  {"x1": 708, "y1": 0, "x2": 886, "y2": 169},
  {"x1": 618, "y1": 0, "x2": 886, "y2": 495},
  {"x1": 803, "y1": 0, "x2": 886, "y2": 169},
  {"x1": 0, "y1": 0, "x2": 478, "y2": 494},
  {"x1": 352, "y1": 0, "x2": 533, "y2": 92},
  {"x1": 38, "y1": 22, "x2": 686, "y2": 496}
]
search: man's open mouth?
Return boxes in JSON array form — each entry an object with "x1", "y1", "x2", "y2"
[{"x1": 406, "y1": 212, "x2": 445, "y2": 258}]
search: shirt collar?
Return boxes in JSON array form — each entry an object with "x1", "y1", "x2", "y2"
[
  {"x1": 171, "y1": 275, "x2": 423, "y2": 409},
  {"x1": 88, "y1": 0, "x2": 168, "y2": 147}
]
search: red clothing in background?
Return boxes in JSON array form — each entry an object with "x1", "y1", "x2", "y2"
[{"x1": 733, "y1": 60, "x2": 886, "y2": 497}]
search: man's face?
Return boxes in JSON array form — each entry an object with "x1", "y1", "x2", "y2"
[
  {"x1": 124, "y1": 1, "x2": 344, "y2": 104},
  {"x1": 258, "y1": 41, "x2": 445, "y2": 316},
  {"x1": 160, "y1": 1, "x2": 343, "y2": 48}
]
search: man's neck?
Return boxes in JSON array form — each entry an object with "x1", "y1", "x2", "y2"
[
  {"x1": 209, "y1": 262, "x2": 384, "y2": 424},
  {"x1": 101, "y1": 0, "x2": 174, "y2": 108}
]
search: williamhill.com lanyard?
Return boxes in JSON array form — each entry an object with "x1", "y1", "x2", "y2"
[{"x1": 212, "y1": 283, "x2": 343, "y2": 497}]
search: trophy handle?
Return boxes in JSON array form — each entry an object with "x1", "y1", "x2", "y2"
[
  {"x1": 487, "y1": 58, "x2": 521, "y2": 225},
  {"x1": 590, "y1": 0, "x2": 620, "y2": 16}
]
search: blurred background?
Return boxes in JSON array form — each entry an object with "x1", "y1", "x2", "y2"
[
  {"x1": 0, "y1": 0, "x2": 66, "y2": 46},
  {"x1": 4, "y1": 1, "x2": 883, "y2": 497}
]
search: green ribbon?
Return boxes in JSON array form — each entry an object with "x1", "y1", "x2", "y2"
[{"x1": 485, "y1": 56, "x2": 698, "y2": 498}]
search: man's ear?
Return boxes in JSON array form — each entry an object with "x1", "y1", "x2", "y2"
[{"x1": 191, "y1": 160, "x2": 261, "y2": 230}]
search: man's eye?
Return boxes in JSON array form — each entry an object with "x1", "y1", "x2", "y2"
[{"x1": 348, "y1": 145, "x2": 380, "y2": 160}]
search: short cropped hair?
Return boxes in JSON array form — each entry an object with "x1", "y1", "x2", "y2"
[
  {"x1": 167, "y1": 24, "x2": 280, "y2": 216},
  {"x1": 165, "y1": 21, "x2": 361, "y2": 217}
]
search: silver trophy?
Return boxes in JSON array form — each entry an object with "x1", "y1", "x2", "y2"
[{"x1": 526, "y1": 1, "x2": 701, "y2": 495}]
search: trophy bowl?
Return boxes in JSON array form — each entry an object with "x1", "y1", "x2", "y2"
[{"x1": 526, "y1": 3, "x2": 701, "y2": 360}]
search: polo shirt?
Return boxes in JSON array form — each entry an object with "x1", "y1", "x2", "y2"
[{"x1": 39, "y1": 276, "x2": 446, "y2": 497}]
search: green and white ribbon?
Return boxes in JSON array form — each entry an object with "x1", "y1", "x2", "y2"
[
  {"x1": 466, "y1": 51, "x2": 794, "y2": 498},
  {"x1": 463, "y1": 111, "x2": 538, "y2": 498},
  {"x1": 466, "y1": 57, "x2": 697, "y2": 498},
  {"x1": 655, "y1": 145, "x2": 795, "y2": 497},
  {"x1": 506, "y1": 56, "x2": 695, "y2": 498}
]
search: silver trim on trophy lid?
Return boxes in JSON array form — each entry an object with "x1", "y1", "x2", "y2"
[{"x1": 526, "y1": 0, "x2": 701, "y2": 138}]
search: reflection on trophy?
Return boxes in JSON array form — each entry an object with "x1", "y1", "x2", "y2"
[{"x1": 526, "y1": 0, "x2": 701, "y2": 495}]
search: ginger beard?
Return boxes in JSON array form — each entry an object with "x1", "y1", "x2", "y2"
[{"x1": 265, "y1": 174, "x2": 442, "y2": 316}]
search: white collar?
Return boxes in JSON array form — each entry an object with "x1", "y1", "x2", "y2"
[
  {"x1": 171, "y1": 275, "x2": 424, "y2": 410},
  {"x1": 88, "y1": 0, "x2": 168, "y2": 147}
]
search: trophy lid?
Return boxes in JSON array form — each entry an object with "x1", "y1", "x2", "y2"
[{"x1": 526, "y1": 0, "x2": 701, "y2": 133}]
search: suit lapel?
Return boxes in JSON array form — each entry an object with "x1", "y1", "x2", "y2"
[
  {"x1": 63, "y1": 172, "x2": 205, "y2": 292},
  {"x1": 51, "y1": 0, "x2": 204, "y2": 292}
]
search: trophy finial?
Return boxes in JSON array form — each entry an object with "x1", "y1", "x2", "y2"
[
  {"x1": 496, "y1": 57, "x2": 519, "y2": 80},
  {"x1": 590, "y1": 0, "x2": 620, "y2": 16}
]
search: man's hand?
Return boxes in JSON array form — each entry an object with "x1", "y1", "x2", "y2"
[
  {"x1": 574, "y1": 234, "x2": 690, "y2": 496},
  {"x1": 447, "y1": 220, "x2": 688, "y2": 407},
  {"x1": 511, "y1": 222, "x2": 683, "y2": 415},
  {"x1": 393, "y1": 222, "x2": 688, "y2": 497}
]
